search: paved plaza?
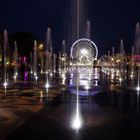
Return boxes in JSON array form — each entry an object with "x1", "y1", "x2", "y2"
[{"x1": 0, "y1": 69, "x2": 139, "y2": 140}]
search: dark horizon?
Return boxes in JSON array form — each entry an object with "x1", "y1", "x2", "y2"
[{"x1": 0, "y1": 0, "x2": 140, "y2": 56}]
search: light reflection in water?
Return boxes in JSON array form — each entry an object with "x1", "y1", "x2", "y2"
[{"x1": 137, "y1": 91, "x2": 139, "y2": 112}]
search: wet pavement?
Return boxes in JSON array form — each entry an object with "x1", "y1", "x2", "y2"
[
  {"x1": 1, "y1": 69, "x2": 140, "y2": 140},
  {"x1": 5, "y1": 92, "x2": 140, "y2": 140},
  {"x1": 0, "y1": 79, "x2": 66, "y2": 140}
]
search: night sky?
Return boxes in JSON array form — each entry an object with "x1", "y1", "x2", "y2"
[{"x1": 0, "y1": 0, "x2": 140, "y2": 56}]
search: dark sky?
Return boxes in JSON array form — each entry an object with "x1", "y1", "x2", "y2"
[{"x1": 0, "y1": 0, "x2": 140, "y2": 56}]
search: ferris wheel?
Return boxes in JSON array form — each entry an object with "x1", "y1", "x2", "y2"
[{"x1": 71, "y1": 38, "x2": 98, "y2": 65}]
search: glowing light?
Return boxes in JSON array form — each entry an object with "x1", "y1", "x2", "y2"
[
  {"x1": 136, "y1": 86, "x2": 140, "y2": 91},
  {"x1": 62, "y1": 73, "x2": 66, "y2": 84},
  {"x1": 111, "y1": 74, "x2": 114, "y2": 79},
  {"x1": 45, "y1": 82, "x2": 50, "y2": 88},
  {"x1": 40, "y1": 91, "x2": 43, "y2": 98},
  {"x1": 72, "y1": 115, "x2": 82, "y2": 131},
  {"x1": 6, "y1": 61, "x2": 10, "y2": 65},
  {"x1": 85, "y1": 85, "x2": 90, "y2": 90},
  {"x1": 3, "y1": 81, "x2": 8, "y2": 88},
  {"x1": 71, "y1": 71, "x2": 83, "y2": 131},
  {"x1": 31, "y1": 70, "x2": 33, "y2": 74},
  {"x1": 39, "y1": 44, "x2": 43, "y2": 50},
  {"x1": 50, "y1": 73, "x2": 53, "y2": 77},
  {"x1": 119, "y1": 77, "x2": 122, "y2": 82},
  {"x1": 80, "y1": 48, "x2": 88, "y2": 55},
  {"x1": 14, "y1": 75, "x2": 17, "y2": 80},
  {"x1": 14, "y1": 72, "x2": 18, "y2": 80},
  {"x1": 71, "y1": 38, "x2": 98, "y2": 60},
  {"x1": 130, "y1": 74, "x2": 134, "y2": 79},
  {"x1": 116, "y1": 70, "x2": 120, "y2": 76},
  {"x1": 94, "y1": 80, "x2": 98, "y2": 86},
  {"x1": 41, "y1": 69, "x2": 43, "y2": 74},
  {"x1": 35, "y1": 76, "x2": 38, "y2": 81},
  {"x1": 15, "y1": 72, "x2": 18, "y2": 76}
]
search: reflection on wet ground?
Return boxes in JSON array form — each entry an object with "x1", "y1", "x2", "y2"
[{"x1": 1, "y1": 68, "x2": 140, "y2": 139}]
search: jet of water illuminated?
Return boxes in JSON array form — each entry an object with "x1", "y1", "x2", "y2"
[
  {"x1": 14, "y1": 41, "x2": 18, "y2": 81},
  {"x1": 53, "y1": 53, "x2": 56, "y2": 73},
  {"x1": 120, "y1": 39, "x2": 125, "y2": 72},
  {"x1": 137, "y1": 68, "x2": 140, "y2": 91},
  {"x1": 33, "y1": 40, "x2": 38, "y2": 81},
  {"x1": 72, "y1": 67, "x2": 82, "y2": 131},
  {"x1": 3, "y1": 30, "x2": 8, "y2": 88},
  {"x1": 46, "y1": 27, "x2": 52, "y2": 73},
  {"x1": 86, "y1": 20, "x2": 91, "y2": 39},
  {"x1": 131, "y1": 46, "x2": 134, "y2": 77},
  {"x1": 45, "y1": 27, "x2": 52, "y2": 88},
  {"x1": 134, "y1": 22, "x2": 140, "y2": 55},
  {"x1": 62, "y1": 40, "x2": 66, "y2": 71}
]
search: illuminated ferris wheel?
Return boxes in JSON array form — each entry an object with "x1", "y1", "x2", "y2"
[{"x1": 71, "y1": 38, "x2": 98, "y2": 65}]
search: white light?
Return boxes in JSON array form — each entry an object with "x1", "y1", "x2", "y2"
[
  {"x1": 41, "y1": 70, "x2": 43, "y2": 74},
  {"x1": 85, "y1": 85, "x2": 90, "y2": 90},
  {"x1": 3, "y1": 81, "x2": 8, "y2": 88},
  {"x1": 119, "y1": 78, "x2": 122, "y2": 82},
  {"x1": 111, "y1": 74, "x2": 114, "y2": 79},
  {"x1": 50, "y1": 73, "x2": 53, "y2": 77},
  {"x1": 95, "y1": 80, "x2": 98, "y2": 86},
  {"x1": 116, "y1": 70, "x2": 120, "y2": 76},
  {"x1": 136, "y1": 86, "x2": 140, "y2": 91},
  {"x1": 80, "y1": 48, "x2": 88, "y2": 55},
  {"x1": 72, "y1": 115, "x2": 82, "y2": 130},
  {"x1": 34, "y1": 73, "x2": 37, "y2": 76},
  {"x1": 14, "y1": 74, "x2": 17, "y2": 79},
  {"x1": 35, "y1": 76, "x2": 38, "y2": 81},
  {"x1": 15, "y1": 72, "x2": 18, "y2": 76},
  {"x1": 62, "y1": 79, "x2": 66, "y2": 84},
  {"x1": 45, "y1": 83, "x2": 49, "y2": 88},
  {"x1": 130, "y1": 74, "x2": 133, "y2": 79}
]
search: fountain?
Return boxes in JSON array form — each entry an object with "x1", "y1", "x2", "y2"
[
  {"x1": 86, "y1": 20, "x2": 91, "y2": 39},
  {"x1": 71, "y1": 0, "x2": 83, "y2": 131},
  {"x1": 131, "y1": 46, "x2": 134, "y2": 78},
  {"x1": 45, "y1": 27, "x2": 52, "y2": 88},
  {"x1": 134, "y1": 22, "x2": 140, "y2": 90},
  {"x1": 3, "y1": 30, "x2": 8, "y2": 88},
  {"x1": 33, "y1": 40, "x2": 38, "y2": 82},
  {"x1": 119, "y1": 39, "x2": 125, "y2": 82},
  {"x1": 134, "y1": 22, "x2": 140, "y2": 55},
  {"x1": 71, "y1": 65, "x2": 83, "y2": 131},
  {"x1": 62, "y1": 40, "x2": 66, "y2": 71},
  {"x1": 58, "y1": 51, "x2": 62, "y2": 72},
  {"x1": 13, "y1": 41, "x2": 18, "y2": 81},
  {"x1": 49, "y1": 46, "x2": 53, "y2": 76},
  {"x1": 119, "y1": 39, "x2": 125, "y2": 72},
  {"x1": 30, "y1": 52, "x2": 33, "y2": 75},
  {"x1": 53, "y1": 53, "x2": 56, "y2": 73}
]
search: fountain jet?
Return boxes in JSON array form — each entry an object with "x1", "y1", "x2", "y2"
[
  {"x1": 14, "y1": 41, "x2": 18, "y2": 81},
  {"x1": 3, "y1": 30, "x2": 9, "y2": 88}
]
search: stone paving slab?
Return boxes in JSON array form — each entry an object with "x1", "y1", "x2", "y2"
[{"x1": 0, "y1": 83, "x2": 66, "y2": 140}]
